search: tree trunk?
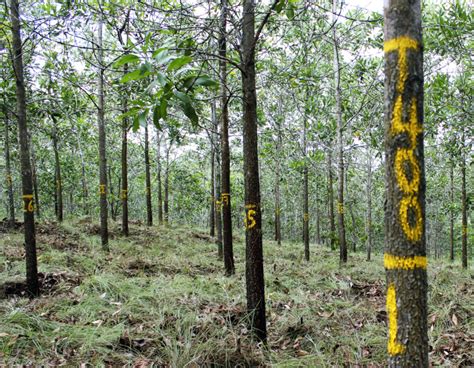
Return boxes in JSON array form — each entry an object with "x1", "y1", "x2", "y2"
[
  {"x1": 10, "y1": 0, "x2": 39, "y2": 296},
  {"x1": 4, "y1": 110, "x2": 15, "y2": 225},
  {"x1": 215, "y1": 155, "x2": 224, "y2": 259},
  {"x1": 366, "y1": 148, "x2": 373, "y2": 261},
  {"x1": 121, "y1": 66, "x2": 129, "y2": 235},
  {"x1": 327, "y1": 148, "x2": 336, "y2": 250},
  {"x1": 212, "y1": 100, "x2": 223, "y2": 258},
  {"x1": 242, "y1": 0, "x2": 266, "y2": 342},
  {"x1": 274, "y1": 129, "x2": 282, "y2": 245},
  {"x1": 449, "y1": 160, "x2": 454, "y2": 261},
  {"x1": 52, "y1": 118, "x2": 63, "y2": 222},
  {"x1": 210, "y1": 144, "x2": 216, "y2": 237},
  {"x1": 333, "y1": 0, "x2": 347, "y2": 264},
  {"x1": 97, "y1": 19, "x2": 109, "y2": 250},
  {"x1": 461, "y1": 132, "x2": 467, "y2": 269},
  {"x1": 156, "y1": 131, "x2": 163, "y2": 224},
  {"x1": 164, "y1": 145, "x2": 170, "y2": 224},
  {"x1": 30, "y1": 137, "x2": 40, "y2": 219},
  {"x1": 303, "y1": 120, "x2": 309, "y2": 261},
  {"x1": 144, "y1": 123, "x2": 153, "y2": 226},
  {"x1": 384, "y1": 0, "x2": 428, "y2": 365},
  {"x1": 219, "y1": 0, "x2": 235, "y2": 276}
]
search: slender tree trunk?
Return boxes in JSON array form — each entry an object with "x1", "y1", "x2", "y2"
[
  {"x1": 219, "y1": 0, "x2": 234, "y2": 276},
  {"x1": 315, "y1": 190, "x2": 321, "y2": 244},
  {"x1": 121, "y1": 66, "x2": 129, "y2": 235},
  {"x1": 156, "y1": 131, "x2": 163, "y2": 224},
  {"x1": 327, "y1": 148, "x2": 336, "y2": 250},
  {"x1": 274, "y1": 134, "x2": 282, "y2": 245},
  {"x1": 384, "y1": 1, "x2": 428, "y2": 365},
  {"x1": 303, "y1": 120, "x2": 309, "y2": 261},
  {"x1": 333, "y1": 0, "x2": 347, "y2": 263},
  {"x1": 97, "y1": 19, "x2": 109, "y2": 250},
  {"x1": 216, "y1": 156, "x2": 224, "y2": 259},
  {"x1": 52, "y1": 119, "x2": 63, "y2": 222},
  {"x1": 76, "y1": 129, "x2": 89, "y2": 216},
  {"x1": 242, "y1": 0, "x2": 266, "y2": 341},
  {"x1": 10, "y1": 0, "x2": 39, "y2": 296},
  {"x1": 144, "y1": 123, "x2": 153, "y2": 226},
  {"x1": 210, "y1": 145, "x2": 216, "y2": 237},
  {"x1": 30, "y1": 138, "x2": 40, "y2": 218},
  {"x1": 164, "y1": 145, "x2": 170, "y2": 224},
  {"x1": 449, "y1": 160, "x2": 454, "y2": 261},
  {"x1": 461, "y1": 132, "x2": 467, "y2": 269},
  {"x1": 4, "y1": 110, "x2": 15, "y2": 225},
  {"x1": 366, "y1": 149, "x2": 373, "y2": 261}
]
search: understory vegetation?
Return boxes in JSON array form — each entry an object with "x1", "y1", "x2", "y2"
[{"x1": 1, "y1": 220, "x2": 472, "y2": 367}]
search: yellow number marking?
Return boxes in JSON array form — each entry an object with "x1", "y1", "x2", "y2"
[
  {"x1": 99, "y1": 184, "x2": 106, "y2": 195},
  {"x1": 387, "y1": 283, "x2": 406, "y2": 356},
  {"x1": 337, "y1": 202, "x2": 344, "y2": 214},
  {"x1": 303, "y1": 213, "x2": 309, "y2": 222},
  {"x1": 121, "y1": 189, "x2": 128, "y2": 200},
  {"x1": 244, "y1": 204, "x2": 257, "y2": 230},
  {"x1": 6, "y1": 175, "x2": 12, "y2": 185},
  {"x1": 22, "y1": 194, "x2": 34, "y2": 213},
  {"x1": 221, "y1": 193, "x2": 230, "y2": 206}
]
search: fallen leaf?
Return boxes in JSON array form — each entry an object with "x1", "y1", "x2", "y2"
[
  {"x1": 452, "y1": 314, "x2": 458, "y2": 326},
  {"x1": 296, "y1": 349, "x2": 310, "y2": 357}
]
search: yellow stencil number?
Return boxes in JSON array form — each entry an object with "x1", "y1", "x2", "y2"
[
  {"x1": 244, "y1": 204, "x2": 257, "y2": 230},
  {"x1": 22, "y1": 194, "x2": 34, "y2": 213},
  {"x1": 387, "y1": 283, "x2": 406, "y2": 356}
]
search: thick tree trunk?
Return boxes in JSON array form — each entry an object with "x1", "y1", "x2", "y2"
[
  {"x1": 449, "y1": 160, "x2": 454, "y2": 261},
  {"x1": 52, "y1": 119, "x2": 63, "y2": 222},
  {"x1": 10, "y1": 0, "x2": 39, "y2": 296},
  {"x1": 4, "y1": 110, "x2": 15, "y2": 225},
  {"x1": 327, "y1": 148, "x2": 336, "y2": 250},
  {"x1": 219, "y1": 0, "x2": 235, "y2": 276},
  {"x1": 144, "y1": 123, "x2": 153, "y2": 226},
  {"x1": 156, "y1": 131, "x2": 163, "y2": 224},
  {"x1": 121, "y1": 67, "x2": 129, "y2": 235},
  {"x1": 461, "y1": 133, "x2": 467, "y2": 269},
  {"x1": 384, "y1": 0, "x2": 428, "y2": 365},
  {"x1": 97, "y1": 19, "x2": 109, "y2": 250},
  {"x1": 366, "y1": 149, "x2": 373, "y2": 261},
  {"x1": 333, "y1": 0, "x2": 347, "y2": 263},
  {"x1": 242, "y1": 0, "x2": 266, "y2": 342},
  {"x1": 210, "y1": 145, "x2": 216, "y2": 237}
]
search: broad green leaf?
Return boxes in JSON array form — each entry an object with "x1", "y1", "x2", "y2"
[
  {"x1": 114, "y1": 54, "x2": 140, "y2": 67},
  {"x1": 167, "y1": 56, "x2": 193, "y2": 72},
  {"x1": 138, "y1": 109, "x2": 148, "y2": 127},
  {"x1": 160, "y1": 98, "x2": 168, "y2": 119},
  {"x1": 156, "y1": 72, "x2": 167, "y2": 87},
  {"x1": 174, "y1": 91, "x2": 198, "y2": 124},
  {"x1": 154, "y1": 50, "x2": 173, "y2": 65},
  {"x1": 153, "y1": 104, "x2": 162, "y2": 129},
  {"x1": 132, "y1": 115, "x2": 140, "y2": 132},
  {"x1": 194, "y1": 76, "x2": 218, "y2": 87},
  {"x1": 120, "y1": 69, "x2": 144, "y2": 83}
]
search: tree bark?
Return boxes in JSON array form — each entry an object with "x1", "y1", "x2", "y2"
[
  {"x1": 144, "y1": 123, "x2": 153, "y2": 226},
  {"x1": 164, "y1": 144, "x2": 170, "y2": 224},
  {"x1": 384, "y1": 0, "x2": 428, "y2": 365},
  {"x1": 242, "y1": 0, "x2": 266, "y2": 342},
  {"x1": 97, "y1": 19, "x2": 109, "y2": 250},
  {"x1": 219, "y1": 0, "x2": 235, "y2": 276},
  {"x1": 121, "y1": 66, "x2": 129, "y2": 235},
  {"x1": 327, "y1": 148, "x2": 336, "y2": 250},
  {"x1": 333, "y1": 0, "x2": 347, "y2": 264},
  {"x1": 366, "y1": 148, "x2": 373, "y2": 261},
  {"x1": 10, "y1": 0, "x2": 39, "y2": 296},
  {"x1": 210, "y1": 144, "x2": 216, "y2": 237},
  {"x1": 30, "y1": 137, "x2": 40, "y2": 219},
  {"x1": 156, "y1": 131, "x2": 163, "y2": 224},
  {"x1": 3, "y1": 109, "x2": 15, "y2": 225},
  {"x1": 449, "y1": 160, "x2": 454, "y2": 261},
  {"x1": 303, "y1": 120, "x2": 309, "y2": 261},
  {"x1": 461, "y1": 132, "x2": 467, "y2": 269},
  {"x1": 274, "y1": 127, "x2": 282, "y2": 245},
  {"x1": 52, "y1": 117, "x2": 63, "y2": 222}
]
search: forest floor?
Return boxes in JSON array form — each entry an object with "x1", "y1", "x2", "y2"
[{"x1": 0, "y1": 219, "x2": 472, "y2": 367}]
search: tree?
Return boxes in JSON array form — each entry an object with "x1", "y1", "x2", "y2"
[
  {"x1": 9, "y1": 0, "x2": 39, "y2": 296},
  {"x1": 383, "y1": 0, "x2": 428, "y2": 365}
]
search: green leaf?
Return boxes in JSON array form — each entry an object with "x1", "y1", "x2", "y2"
[
  {"x1": 174, "y1": 91, "x2": 198, "y2": 124},
  {"x1": 275, "y1": 0, "x2": 286, "y2": 13},
  {"x1": 132, "y1": 115, "x2": 140, "y2": 132},
  {"x1": 138, "y1": 109, "x2": 148, "y2": 127},
  {"x1": 114, "y1": 54, "x2": 140, "y2": 67},
  {"x1": 156, "y1": 72, "x2": 167, "y2": 86},
  {"x1": 160, "y1": 98, "x2": 168, "y2": 119},
  {"x1": 153, "y1": 104, "x2": 162, "y2": 129},
  {"x1": 120, "y1": 69, "x2": 148, "y2": 83},
  {"x1": 194, "y1": 76, "x2": 219, "y2": 87},
  {"x1": 286, "y1": 4, "x2": 295, "y2": 19},
  {"x1": 154, "y1": 50, "x2": 173, "y2": 65},
  {"x1": 167, "y1": 56, "x2": 193, "y2": 72}
]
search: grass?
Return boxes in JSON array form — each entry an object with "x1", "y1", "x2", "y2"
[{"x1": 0, "y1": 219, "x2": 472, "y2": 367}]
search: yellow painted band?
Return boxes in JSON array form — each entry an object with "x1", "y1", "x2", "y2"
[
  {"x1": 399, "y1": 195, "x2": 423, "y2": 242},
  {"x1": 384, "y1": 253, "x2": 427, "y2": 270},
  {"x1": 387, "y1": 283, "x2": 406, "y2": 355},
  {"x1": 384, "y1": 36, "x2": 419, "y2": 54},
  {"x1": 22, "y1": 194, "x2": 34, "y2": 199}
]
